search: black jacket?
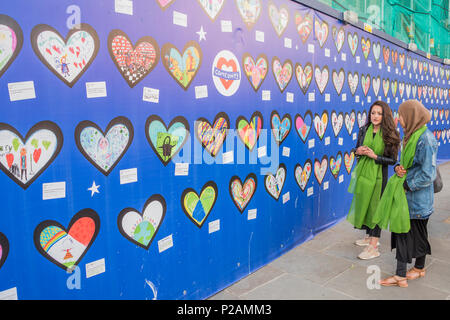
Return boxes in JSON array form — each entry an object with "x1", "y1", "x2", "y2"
[{"x1": 352, "y1": 123, "x2": 398, "y2": 194}]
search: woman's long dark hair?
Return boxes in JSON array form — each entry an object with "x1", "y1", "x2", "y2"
[{"x1": 368, "y1": 100, "x2": 401, "y2": 157}]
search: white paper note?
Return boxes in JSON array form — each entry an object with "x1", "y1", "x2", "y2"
[
  {"x1": 115, "y1": 0, "x2": 133, "y2": 15},
  {"x1": 208, "y1": 219, "x2": 220, "y2": 234},
  {"x1": 195, "y1": 85, "x2": 208, "y2": 99},
  {"x1": 8, "y1": 81, "x2": 36, "y2": 102},
  {"x1": 221, "y1": 20, "x2": 232, "y2": 33},
  {"x1": 255, "y1": 30, "x2": 265, "y2": 42},
  {"x1": 173, "y1": 11, "x2": 187, "y2": 27},
  {"x1": 120, "y1": 168, "x2": 138, "y2": 184},
  {"x1": 282, "y1": 147, "x2": 290, "y2": 157},
  {"x1": 158, "y1": 234, "x2": 173, "y2": 253},
  {"x1": 86, "y1": 81, "x2": 107, "y2": 98},
  {"x1": 175, "y1": 163, "x2": 189, "y2": 176},
  {"x1": 0, "y1": 287, "x2": 18, "y2": 300},
  {"x1": 308, "y1": 139, "x2": 315, "y2": 149},
  {"x1": 282, "y1": 192, "x2": 290, "y2": 204},
  {"x1": 248, "y1": 209, "x2": 257, "y2": 220},
  {"x1": 262, "y1": 90, "x2": 271, "y2": 101},
  {"x1": 222, "y1": 151, "x2": 234, "y2": 164},
  {"x1": 143, "y1": 87, "x2": 159, "y2": 103},
  {"x1": 307, "y1": 186, "x2": 314, "y2": 197},
  {"x1": 86, "y1": 258, "x2": 106, "y2": 278},
  {"x1": 43, "y1": 182, "x2": 66, "y2": 200},
  {"x1": 257, "y1": 146, "x2": 267, "y2": 158}
]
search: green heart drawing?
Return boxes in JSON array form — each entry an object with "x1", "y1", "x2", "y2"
[
  {"x1": 31, "y1": 138, "x2": 39, "y2": 148},
  {"x1": 181, "y1": 181, "x2": 218, "y2": 228},
  {"x1": 12, "y1": 138, "x2": 20, "y2": 151},
  {"x1": 42, "y1": 140, "x2": 52, "y2": 150}
]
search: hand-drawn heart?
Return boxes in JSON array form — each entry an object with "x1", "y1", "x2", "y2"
[
  {"x1": 433, "y1": 108, "x2": 438, "y2": 121},
  {"x1": 412, "y1": 85, "x2": 417, "y2": 98},
  {"x1": 357, "y1": 110, "x2": 367, "y2": 128},
  {"x1": 405, "y1": 83, "x2": 411, "y2": 98},
  {"x1": 264, "y1": 163, "x2": 286, "y2": 200},
  {"x1": 195, "y1": 112, "x2": 229, "y2": 157},
  {"x1": 439, "y1": 109, "x2": 444, "y2": 120},
  {"x1": 314, "y1": 111, "x2": 329, "y2": 140},
  {"x1": 417, "y1": 86, "x2": 422, "y2": 99},
  {"x1": 398, "y1": 82, "x2": 405, "y2": 98},
  {"x1": 361, "y1": 37, "x2": 371, "y2": 60},
  {"x1": 372, "y1": 41, "x2": 380, "y2": 62},
  {"x1": 329, "y1": 152, "x2": 342, "y2": 179},
  {"x1": 361, "y1": 74, "x2": 371, "y2": 97},
  {"x1": 34, "y1": 209, "x2": 100, "y2": 271},
  {"x1": 345, "y1": 110, "x2": 356, "y2": 135},
  {"x1": 181, "y1": 181, "x2": 218, "y2": 228},
  {"x1": 314, "y1": 65, "x2": 329, "y2": 94},
  {"x1": 347, "y1": 71, "x2": 359, "y2": 96},
  {"x1": 445, "y1": 109, "x2": 449, "y2": 120},
  {"x1": 314, "y1": 156, "x2": 328, "y2": 185},
  {"x1": 0, "y1": 15, "x2": 23, "y2": 78},
  {"x1": 235, "y1": 0, "x2": 262, "y2": 30},
  {"x1": 372, "y1": 76, "x2": 380, "y2": 97},
  {"x1": 236, "y1": 111, "x2": 263, "y2": 151},
  {"x1": 0, "y1": 232, "x2": 9, "y2": 270},
  {"x1": 108, "y1": 29, "x2": 160, "y2": 88},
  {"x1": 412, "y1": 58, "x2": 418, "y2": 73},
  {"x1": 393, "y1": 110, "x2": 399, "y2": 127},
  {"x1": 295, "y1": 111, "x2": 313, "y2": 143},
  {"x1": 382, "y1": 78, "x2": 390, "y2": 97},
  {"x1": 155, "y1": 0, "x2": 176, "y2": 10},
  {"x1": 271, "y1": 111, "x2": 291, "y2": 145},
  {"x1": 229, "y1": 173, "x2": 257, "y2": 213},
  {"x1": 197, "y1": 0, "x2": 226, "y2": 22},
  {"x1": 406, "y1": 56, "x2": 412, "y2": 71},
  {"x1": 75, "y1": 116, "x2": 133, "y2": 176},
  {"x1": 294, "y1": 159, "x2": 312, "y2": 191},
  {"x1": 268, "y1": 1, "x2": 289, "y2": 37},
  {"x1": 332, "y1": 25, "x2": 345, "y2": 53},
  {"x1": 272, "y1": 57, "x2": 293, "y2": 93},
  {"x1": 161, "y1": 40, "x2": 202, "y2": 90},
  {"x1": 331, "y1": 111, "x2": 343, "y2": 137},
  {"x1": 0, "y1": 121, "x2": 63, "y2": 189},
  {"x1": 242, "y1": 52, "x2": 268, "y2": 91},
  {"x1": 391, "y1": 80, "x2": 397, "y2": 97},
  {"x1": 33, "y1": 148, "x2": 42, "y2": 164},
  {"x1": 314, "y1": 18, "x2": 329, "y2": 48},
  {"x1": 295, "y1": 11, "x2": 313, "y2": 43},
  {"x1": 383, "y1": 46, "x2": 390, "y2": 65},
  {"x1": 332, "y1": 68, "x2": 345, "y2": 95},
  {"x1": 145, "y1": 115, "x2": 190, "y2": 166},
  {"x1": 391, "y1": 50, "x2": 398, "y2": 66},
  {"x1": 295, "y1": 62, "x2": 313, "y2": 94},
  {"x1": 347, "y1": 32, "x2": 358, "y2": 56},
  {"x1": 30, "y1": 23, "x2": 99, "y2": 87},
  {"x1": 117, "y1": 194, "x2": 166, "y2": 249},
  {"x1": 399, "y1": 53, "x2": 405, "y2": 70},
  {"x1": 344, "y1": 151, "x2": 355, "y2": 174}
]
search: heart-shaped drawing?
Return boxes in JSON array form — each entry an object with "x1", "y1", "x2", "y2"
[
  {"x1": 229, "y1": 173, "x2": 257, "y2": 213},
  {"x1": 314, "y1": 111, "x2": 329, "y2": 140},
  {"x1": 236, "y1": 111, "x2": 263, "y2": 151},
  {"x1": 34, "y1": 209, "x2": 100, "y2": 271},
  {"x1": 235, "y1": 0, "x2": 262, "y2": 30},
  {"x1": 242, "y1": 52, "x2": 268, "y2": 91},
  {"x1": 108, "y1": 29, "x2": 160, "y2": 88},
  {"x1": 0, "y1": 15, "x2": 23, "y2": 78},
  {"x1": 439, "y1": 109, "x2": 444, "y2": 120},
  {"x1": 433, "y1": 108, "x2": 438, "y2": 121},
  {"x1": 399, "y1": 53, "x2": 405, "y2": 70},
  {"x1": 357, "y1": 110, "x2": 367, "y2": 128},
  {"x1": 345, "y1": 110, "x2": 356, "y2": 135},
  {"x1": 295, "y1": 62, "x2": 313, "y2": 94},
  {"x1": 329, "y1": 152, "x2": 342, "y2": 179},
  {"x1": 372, "y1": 76, "x2": 380, "y2": 97},
  {"x1": 418, "y1": 86, "x2": 422, "y2": 99},
  {"x1": 347, "y1": 32, "x2": 358, "y2": 56},
  {"x1": 383, "y1": 46, "x2": 390, "y2": 65},
  {"x1": 0, "y1": 232, "x2": 9, "y2": 270},
  {"x1": 117, "y1": 194, "x2": 166, "y2": 249},
  {"x1": 295, "y1": 111, "x2": 313, "y2": 143},
  {"x1": 30, "y1": 23, "x2": 99, "y2": 88},
  {"x1": 268, "y1": 1, "x2": 289, "y2": 37},
  {"x1": 181, "y1": 181, "x2": 218, "y2": 228},
  {"x1": 331, "y1": 110, "x2": 343, "y2": 137},
  {"x1": 391, "y1": 80, "x2": 398, "y2": 97},
  {"x1": 412, "y1": 58, "x2": 417, "y2": 73},
  {"x1": 294, "y1": 159, "x2": 312, "y2": 191},
  {"x1": 406, "y1": 56, "x2": 411, "y2": 71},
  {"x1": 145, "y1": 115, "x2": 190, "y2": 166},
  {"x1": 344, "y1": 151, "x2": 355, "y2": 174},
  {"x1": 75, "y1": 116, "x2": 133, "y2": 176},
  {"x1": 411, "y1": 85, "x2": 417, "y2": 98},
  {"x1": 314, "y1": 156, "x2": 328, "y2": 185},
  {"x1": 372, "y1": 41, "x2": 380, "y2": 62},
  {"x1": 195, "y1": 112, "x2": 230, "y2": 157},
  {"x1": 314, "y1": 65, "x2": 329, "y2": 94},
  {"x1": 421, "y1": 62, "x2": 426, "y2": 74},
  {"x1": 391, "y1": 50, "x2": 398, "y2": 66},
  {"x1": 398, "y1": 82, "x2": 405, "y2": 98},
  {"x1": 445, "y1": 109, "x2": 449, "y2": 120},
  {"x1": 361, "y1": 74, "x2": 371, "y2": 97},
  {"x1": 314, "y1": 17, "x2": 329, "y2": 48},
  {"x1": 361, "y1": 37, "x2": 371, "y2": 60},
  {"x1": 197, "y1": 0, "x2": 225, "y2": 22},
  {"x1": 264, "y1": 163, "x2": 286, "y2": 200},
  {"x1": 393, "y1": 110, "x2": 399, "y2": 127},
  {"x1": 347, "y1": 71, "x2": 359, "y2": 96},
  {"x1": 155, "y1": 0, "x2": 176, "y2": 10},
  {"x1": 0, "y1": 121, "x2": 63, "y2": 189},
  {"x1": 272, "y1": 57, "x2": 293, "y2": 93},
  {"x1": 161, "y1": 40, "x2": 202, "y2": 91},
  {"x1": 382, "y1": 78, "x2": 390, "y2": 97},
  {"x1": 271, "y1": 111, "x2": 291, "y2": 145},
  {"x1": 332, "y1": 25, "x2": 345, "y2": 53},
  {"x1": 295, "y1": 11, "x2": 313, "y2": 43},
  {"x1": 332, "y1": 68, "x2": 345, "y2": 95},
  {"x1": 405, "y1": 83, "x2": 411, "y2": 98}
]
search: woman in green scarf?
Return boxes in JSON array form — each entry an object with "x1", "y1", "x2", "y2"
[
  {"x1": 347, "y1": 101, "x2": 401, "y2": 260},
  {"x1": 377, "y1": 99, "x2": 438, "y2": 288}
]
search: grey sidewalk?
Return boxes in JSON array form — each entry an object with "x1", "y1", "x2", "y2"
[{"x1": 210, "y1": 162, "x2": 450, "y2": 300}]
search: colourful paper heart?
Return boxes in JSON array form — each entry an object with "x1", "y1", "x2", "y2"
[
  {"x1": 345, "y1": 110, "x2": 356, "y2": 135},
  {"x1": 229, "y1": 173, "x2": 257, "y2": 213},
  {"x1": 332, "y1": 68, "x2": 345, "y2": 95},
  {"x1": 235, "y1": 0, "x2": 262, "y2": 30},
  {"x1": 344, "y1": 151, "x2": 355, "y2": 174},
  {"x1": 372, "y1": 41, "x2": 381, "y2": 62},
  {"x1": 295, "y1": 111, "x2": 312, "y2": 143},
  {"x1": 236, "y1": 111, "x2": 263, "y2": 151},
  {"x1": 242, "y1": 52, "x2": 268, "y2": 91},
  {"x1": 197, "y1": 0, "x2": 225, "y2": 21},
  {"x1": 295, "y1": 11, "x2": 313, "y2": 43},
  {"x1": 331, "y1": 111, "x2": 343, "y2": 137},
  {"x1": 314, "y1": 111, "x2": 329, "y2": 140},
  {"x1": 361, "y1": 37, "x2": 371, "y2": 60},
  {"x1": 264, "y1": 164, "x2": 286, "y2": 200},
  {"x1": 271, "y1": 111, "x2": 291, "y2": 145},
  {"x1": 315, "y1": 18, "x2": 329, "y2": 48},
  {"x1": 272, "y1": 57, "x2": 293, "y2": 93},
  {"x1": 347, "y1": 32, "x2": 358, "y2": 56},
  {"x1": 195, "y1": 112, "x2": 229, "y2": 157},
  {"x1": 155, "y1": 0, "x2": 175, "y2": 10},
  {"x1": 294, "y1": 160, "x2": 312, "y2": 191},
  {"x1": 295, "y1": 62, "x2": 313, "y2": 94},
  {"x1": 361, "y1": 74, "x2": 371, "y2": 97},
  {"x1": 314, "y1": 65, "x2": 329, "y2": 94},
  {"x1": 329, "y1": 152, "x2": 342, "y2": 179},
  {"x1": 332, "y1": 25, "x2": 345, "y2": 53},
  {"x1": 268, "y1": 1, "x2": 289, "y2": 37},
  {"x1": 347, "y1": 71, "x2": 359, "y2": 96},
  {"x1": 0, "y1": 15, "x2": 23, "y2": 78},
  {"x1": 314, "y1": 156, "x2": 328, "y2": 185},
  {"x1": 181, "y1": 181, "x2": 218, "y2": 228}
]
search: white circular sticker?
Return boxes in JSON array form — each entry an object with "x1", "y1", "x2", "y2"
[{"x1": 212, "y1": 50, "x2": 241, "y2": 97}]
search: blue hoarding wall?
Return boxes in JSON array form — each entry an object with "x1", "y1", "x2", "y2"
[{"x1": 0, "y1": 0, "x2": 449, "y2": 299}]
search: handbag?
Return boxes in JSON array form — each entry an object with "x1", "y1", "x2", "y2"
[{"x1": 434, "y1": 166, "x2": 443, "y2": 193}]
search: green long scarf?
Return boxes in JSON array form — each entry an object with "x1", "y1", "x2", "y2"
[
  {"x1": 347, "y1": 124, "x2": 385, "y2": 229},
  {"x1": 371, "y1": 125, "x2": 428, "y2": 233}
]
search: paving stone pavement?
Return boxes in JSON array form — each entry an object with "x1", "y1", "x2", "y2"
[{"x1": 210, "y1": 162, "x2": 450, "y2": 300}]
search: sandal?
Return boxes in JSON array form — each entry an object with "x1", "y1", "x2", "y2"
[
  {"x1": 379, "y1": 275, "x2": 408, "y2": 288},
  {"x1": 406, "y1": 267, "x2": 426, "y2": 280}
]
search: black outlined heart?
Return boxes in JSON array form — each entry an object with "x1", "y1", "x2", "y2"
[
  {"x1": 264, "y1": 163, "x2": 286, "y2": 201},
  {"x1": 181, "y1": 181, "x2": 218, "y2": 229},
  {"x1": 0, "y1": 232, "x2": 9, "y2": 270},
  {"x1": 195, "y1": 112, "x2": 230, "y2": 157},
  {"x1": 229, "y1": 173, "x2": 257, "y2": 213},
  {"x1": 0, "y1": 14, "x2": 24, "y2": 78}
]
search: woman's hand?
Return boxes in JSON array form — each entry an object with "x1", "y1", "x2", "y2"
[
  {"x1": 395, "y1": 165, "x2": 407, "y2": 178},
  {"x1": 362, "y1": 147, "x2": 377, "y2": 160},
  {"x1": 356, "y1": 146, "x2": 367, "y2": 156}
]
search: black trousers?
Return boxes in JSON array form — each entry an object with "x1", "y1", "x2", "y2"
[
  {"x1": 363, "y1": 224, "x2": 382, "y2": 238},
  {"x1": 396, "y1": 256, "x2": 426, "y2": 277}
]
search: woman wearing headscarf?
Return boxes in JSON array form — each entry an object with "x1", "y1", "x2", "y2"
[
  {"x1": 347, "y1": 101, "x2": 401, "y2": 260},
  {"x1": 373, "y1": 99, "x2": 438, "y2": 288}
]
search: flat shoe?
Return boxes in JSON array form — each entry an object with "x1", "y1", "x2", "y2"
[
  {"x1": 406, "y1": 267, "x2": 426, "y2": 280},
  {"x1": 380, "y1": 275, "x2": 408, "y2": 288}
]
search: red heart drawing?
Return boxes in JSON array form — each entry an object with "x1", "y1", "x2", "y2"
[
  {"x1": 216, "y1": 57, "x2": 238, "y2": 90},
  {"x1": 33, "y1": 148, "x2": 41, "y2": 163},
  {"x1": 5, "y1": 153, "x2": 14, "y2": 168}
]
